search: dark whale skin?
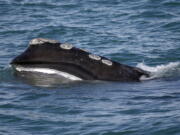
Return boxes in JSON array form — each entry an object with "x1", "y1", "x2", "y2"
[{"x1": 11, "y1": 38, "x2": 149, "y2": 82}]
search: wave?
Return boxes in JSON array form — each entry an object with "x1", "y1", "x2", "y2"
[
  {"x1": 0, "y1": 66, "x2": 16, "y2": 83},
  {"x1": 137, "y1": 62, "x2": 180, "y2": 80}
]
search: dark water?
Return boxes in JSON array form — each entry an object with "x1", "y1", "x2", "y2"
[{"x1": 0, "y1": 0, "x2": 180, "y2": 134}]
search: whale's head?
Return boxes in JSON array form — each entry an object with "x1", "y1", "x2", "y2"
[{"x1": 11, "y1": 38, "x2": 150, "y2": 82}]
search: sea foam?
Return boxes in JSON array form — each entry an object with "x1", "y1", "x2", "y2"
[{"x1": 137, "y1": 62, "x2": 180, "y2": 80}]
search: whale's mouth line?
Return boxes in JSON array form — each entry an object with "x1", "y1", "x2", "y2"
[
  {"x1": 13, "y1": 65, "x2": 83, "y2": 81},
  {"x1": 11, "y1": 61, "x2": 98, "y2": 81}
]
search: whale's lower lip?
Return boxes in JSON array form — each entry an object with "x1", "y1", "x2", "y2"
[
  {"x1": 11, "y1": 62, "x2": 98, "y2": 81},
  {"x1": 13, "y1": 65, "x2": 82, "y2": 81}
]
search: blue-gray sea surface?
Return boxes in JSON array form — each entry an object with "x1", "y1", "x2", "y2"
[{"x1": 0, "y1": 0, "x2": 180, "y2": 135}]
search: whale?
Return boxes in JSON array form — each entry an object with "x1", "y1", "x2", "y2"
[{"x1": 11, "y1": 38, "x2": 149, "y2": 82}]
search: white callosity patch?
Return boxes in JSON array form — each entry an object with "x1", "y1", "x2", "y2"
[
  {"x1": 29, "y1": 38, "x2": 59, "y2": 45},
  {"x1": 102, "y1": 59, "x2": 113, "y2": 66},
  {"x1": 60, "y1": 43, "x2": 73, "y2": 50},
  {"x1": 89, "y1": 54, "x2": 101, "y2": 61},
  {"x1": 15, "y1": 66, "x2": 82, "y2": 81}
]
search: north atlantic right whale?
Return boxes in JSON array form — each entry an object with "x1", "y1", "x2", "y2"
[{"x1": 10, "y1": 38, "x2": 150, "y2": 82}]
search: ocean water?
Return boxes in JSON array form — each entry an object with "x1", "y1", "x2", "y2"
[{"x1": 0, "y1": 0, "x2": 180, "y2": 134}]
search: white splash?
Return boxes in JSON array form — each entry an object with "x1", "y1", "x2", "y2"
[
  {"x1": 137, "y1": 62, "x2": 180, "y2": 80},
  {"x1": 15, "y1": 66, "x2": 82, "y2": 81}
]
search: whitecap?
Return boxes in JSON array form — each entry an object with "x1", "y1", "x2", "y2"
[{"x1": 137, "y1": 62, "x2": 180, "y2": 80}]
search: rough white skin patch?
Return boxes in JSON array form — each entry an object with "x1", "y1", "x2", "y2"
[
  {"x1": 29, "y1": 38, "x2": 59, "y2": 45},
  {"x1": 15, "y1": 66, "x2": 82, "y2": 81},
  {"x1": 102, "y1": 59, "x2": 113, "y2": 66},
  {"x1": 89, "y1": 54, "x2": 101, "y2": 61},
  {"x1": 60, "y1": 43, "x2": 73, "y2": 50}
]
